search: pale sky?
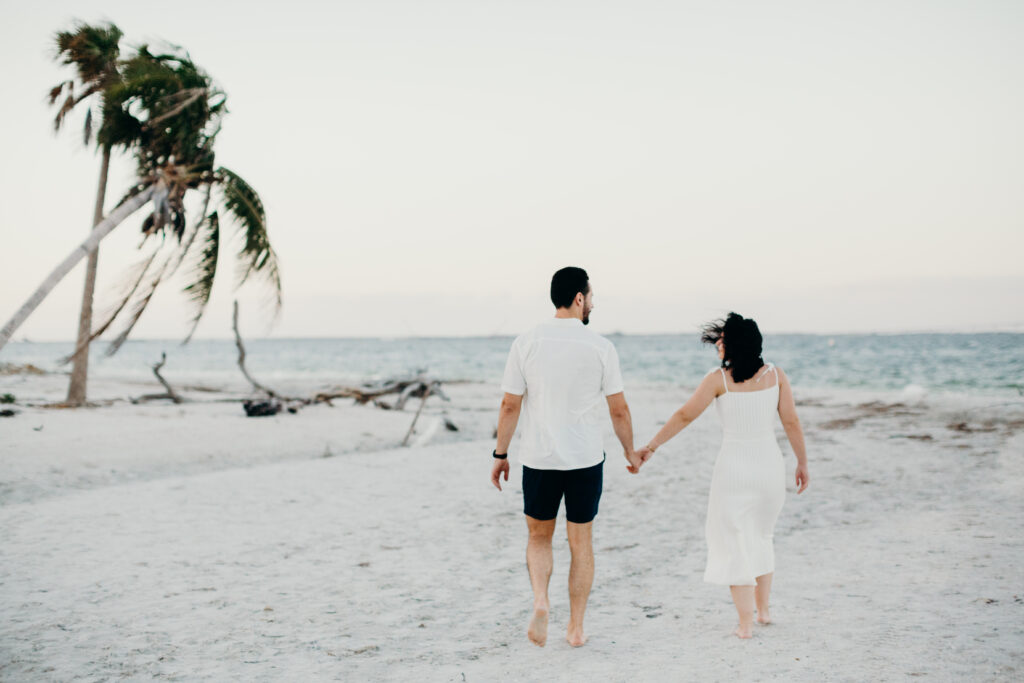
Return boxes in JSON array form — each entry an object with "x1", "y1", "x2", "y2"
[{"x1": 1, "y1": 0, "x2": 1022, "y2": 341}]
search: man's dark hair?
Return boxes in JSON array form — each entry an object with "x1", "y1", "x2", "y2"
[{"x1": 550, "y1": 267, "x2": 590, "y2": 309}]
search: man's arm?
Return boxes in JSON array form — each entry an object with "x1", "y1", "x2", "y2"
[
  {"x1": 491, "y1": 392, "x2": 523, "y2": 491},
  {"x1": 606, "y1": 392, "x2": 639, "y2": 473}
]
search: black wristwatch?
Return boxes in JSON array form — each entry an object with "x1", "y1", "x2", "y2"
[{"x1": 493, "y1": 450, "x2": 508, "y2": 460}]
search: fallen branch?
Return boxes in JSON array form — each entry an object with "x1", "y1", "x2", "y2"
[
  {"x1": 402, "y1": 381, "x2": 436, "y2": 446},
  {"x1": 233, "y1": 300, "x2": 279, "y2": 399},
  {"x1": 132, "y1": 352, "x2": 184, "y2": 403},
  {"x1": 312, "y1": 373, "x2": 450, "y2": 408},
  {"x1": 152, "y1": 352, "x2": 183, "y2": 403}
]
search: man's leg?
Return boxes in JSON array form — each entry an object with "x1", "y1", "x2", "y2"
[
  {"x1": 526, "y1": 516, "x2": 556, "y2": 647},
  {"x1": 562, "y1": 457, "x2": 603, "y2": 648},
  {"x1": 566, "y1": 520, "x2": 594, "y2": 647}
]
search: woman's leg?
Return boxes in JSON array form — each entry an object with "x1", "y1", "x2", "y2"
[
  {"x1": 755, "y1": 572, "x2": 773, "y2": 624},
  {"x1": 729, "y1": 585, "x2": 755, "y2": 638}
]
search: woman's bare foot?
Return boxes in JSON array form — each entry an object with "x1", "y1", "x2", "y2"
[
  {"x1": 527, "y1": 607, "x2": 549, "y2": 647},
  {"x1": 733, "y1": 623, "x2": 753, "y2": 639},
  {"x1": 566, "y1": 626, "x2": 588, "y2": 647},
  {"x1": 756, "y1": 607, "x2": 771, "y2": 625}
]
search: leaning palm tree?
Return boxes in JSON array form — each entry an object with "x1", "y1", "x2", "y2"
[
  {"x1": 0, "y1": 45, "x2": 280, "y2": 356},
  {"x1": 50, "y1": 22, "x2": 140, "y2": 404}
]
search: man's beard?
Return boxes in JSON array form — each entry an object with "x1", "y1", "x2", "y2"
[{"x1": 582, "y1": 305, "x2": 592, "y2": 325}]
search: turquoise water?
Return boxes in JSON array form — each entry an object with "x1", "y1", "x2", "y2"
[{"x1": 3, "y1": 333, "x2": 1022, "y2": 397}]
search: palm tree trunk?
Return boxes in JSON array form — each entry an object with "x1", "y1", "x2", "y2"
[
  {"x1": 0, "y1": 185, "x2": 154, "y2": 353},
  {"x1": 65, "y1": 146, "x2": 111, "y2": 405}
]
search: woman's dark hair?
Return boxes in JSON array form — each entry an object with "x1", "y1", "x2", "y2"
[
  {"x1": 550, "y1": 267, "x2": 590, "y2": 309},
  {"x1": 701, "y1": 312, "x2": 764, "y2": 383}
]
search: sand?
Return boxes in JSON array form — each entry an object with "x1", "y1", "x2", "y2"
[{"x1": 1, "y1": 372, "x2": 1022, "y2": 681}]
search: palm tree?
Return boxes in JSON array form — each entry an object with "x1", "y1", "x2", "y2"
[
  {"x1": 50, "y1": 22, "x2": 140, "y2": 405},
  {"x1": 0, "y1": 44, "x2": 281, "y2": 356}
]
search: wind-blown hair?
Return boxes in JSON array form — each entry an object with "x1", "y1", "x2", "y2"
[
  {"x1": 701, "y1": 312, "x2": 764, "y2": 383},
  {"x1": 550, "y1": 267, "x2": 590, "y2": 309}
]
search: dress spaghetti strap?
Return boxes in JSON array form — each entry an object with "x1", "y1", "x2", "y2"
[
  {"x1": 754, "y1": 362, "x2": 778, "y2": 386},
  {"x1": 719, "y1": 367, "x2": 729, "y2": 393}
]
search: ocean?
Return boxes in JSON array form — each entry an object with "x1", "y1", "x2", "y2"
[{"x1": 3, "y1": 333, "x2": 1022, "y2": 399}]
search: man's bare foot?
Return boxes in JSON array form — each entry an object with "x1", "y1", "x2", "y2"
[
  {"x1": 527, "y1": 608, "x2": 549, "y2": 647},
  {"x1": 756, "y1": 607, "x2": 771, "y2": 625},
  {"x1": 733, "y1": 624, "x2": 753, "y2": 639},
  {"x1": 566, "y1": 627, "x2": 588, "y2": 647}
]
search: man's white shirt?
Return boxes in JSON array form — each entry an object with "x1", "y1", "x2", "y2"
[{"x1": 501, "y1": 318, "x2": 624, "y2": 470}]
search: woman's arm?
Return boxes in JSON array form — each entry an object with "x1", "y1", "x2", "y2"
[
  {"x1": 640, "y1": 372, "x2": 722, "y2": 462},
  {"x1": 777, "y1": 367, "x2": 809, "y2": 493}
]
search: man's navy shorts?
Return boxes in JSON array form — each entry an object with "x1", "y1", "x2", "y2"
[{"x1": 522, "y1": 455, "x2": 604, "y2": 524}]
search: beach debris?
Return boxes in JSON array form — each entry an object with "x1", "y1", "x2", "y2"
[
  {"x1": 233, "y1": 301, "x2": 281, "y2": 400},
  {"x1": 243, "y1": 398, "x2": 282, "y2": 417},
  {"x1": 891, "y1": 434, "x2": 933, "y2": 441},
  {"x1": 311, "y1": 373, "x2": 449, "y2": 409},
  {"x1": 1, "y1": 393, "x2": 15, "y2": 403},
  {"x1": 131, "y1": 352, "x2": 185, "y2": 403},
  {"x1": 310, "y1": 372, "x2": 458, "y2": 440},
  {"x1": 821, "y1": 417, "x2": 858, "y2": 430},
  {"x1": 411, "y1": 417, "x2": 443, "y2": 448},
  {"x1": 0, "y1": 409, "x2": 17, "y2": 418},
  {"x1": 402, "y1": 381, "x2": 435, "y2": 446},
  {"x1": 0, "y1": 363, "x2": 46, "y2": 375},
  {"x1": 948, "y1": 421, "x2": 997, "y2": 434}
]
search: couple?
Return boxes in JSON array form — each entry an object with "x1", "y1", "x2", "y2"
[{"x1": 489, "y1": 266, "x2": 810, "y2": 646}]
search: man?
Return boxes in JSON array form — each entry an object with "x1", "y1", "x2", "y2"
[{"x1": 490, "y1": 266, "x2": 641, "y2": 648}]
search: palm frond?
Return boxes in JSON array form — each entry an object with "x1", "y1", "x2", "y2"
[
  {"x1": 149, "y1": 87, "x2": 208, "y2": 125},
  {"x1": 104, "y1": 255, "x2": 173, "y2": 356},
  {"x1": 181, "y1": 211, "x2": 220, "y2": 343},
  {"x1": 58, "y1": 249, "x2": 160, "y2": 364},
  {"x1": 168, "y1": 184, "x2": 212, "y2": 278},
  {"x1": 51, "y1": 23, "x2": 123, "y2": 146},
  {"x1": 54, "y1": 93, "x2": 76, "y2": 131},
  {"x1": 217, "y1": 167, "x2": 281, "y2": 313},
  {"x1": 53, "y1": 23, "x2": 123, "y2": 84},
  {"x1": 47, "y1": 80, "x2": 72, "y2": 105}
]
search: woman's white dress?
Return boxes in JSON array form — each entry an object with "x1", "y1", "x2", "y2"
[{"x1": 704, "y1": 364, "x2": 786, "y2": 586}]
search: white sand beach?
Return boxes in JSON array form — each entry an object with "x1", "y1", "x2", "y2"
[{"x1": 1, "y1": 372, "x2": 1022, "y2": 681}]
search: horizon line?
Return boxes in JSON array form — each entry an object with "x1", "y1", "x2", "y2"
[{"x1": 7, "y1": 327, "x2": 1024, "y2": 345}]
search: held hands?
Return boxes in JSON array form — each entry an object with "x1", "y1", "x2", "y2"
[
  {"x1": 625, "y1": 449, "x2": 642, "y2": 474},
  {"x1": 625, "y1": 444, "x2": 656, "y2": 474}
]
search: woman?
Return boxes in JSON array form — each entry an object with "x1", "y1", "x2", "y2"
[{"x1": 637, "y1": 313, "x2": 809, "y2": 638}]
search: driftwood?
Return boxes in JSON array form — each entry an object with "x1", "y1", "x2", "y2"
[
  {"x1": 228, "y1": 302, "x2": 457, "y2": 435},
  {"x1": 132, "y1": 352, "x2": 184, "y2": 403},
  {"x1": 311, "y1": 374, "x2": 455, "y2": 444},
  {"x1": 311, "y1": 374, "x2": 450, "y2": 409},
  {"x1": 402, "y1": 381, "x2": 436, "y2": 446},
  {"x1": 232, "y1": 300, "x2": 280, "y2": 399}
]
